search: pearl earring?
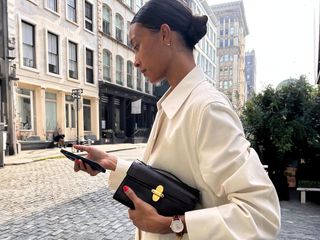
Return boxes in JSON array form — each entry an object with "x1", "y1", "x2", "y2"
[{"x1": 167, "y1": 43, "x2": 171, "y2": 46}]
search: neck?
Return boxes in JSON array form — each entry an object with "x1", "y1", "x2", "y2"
[{"x1": 165, "y1": 51, "x2": 196, "y2": 89}]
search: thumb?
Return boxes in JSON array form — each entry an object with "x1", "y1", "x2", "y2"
[{"x1": 123, "y1": 185, "x2": 141, "y2": 207}]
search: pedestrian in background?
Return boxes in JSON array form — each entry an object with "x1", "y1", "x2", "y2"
[{"x1": 74, "y1": 0, "x2": 281, "y2": 239}]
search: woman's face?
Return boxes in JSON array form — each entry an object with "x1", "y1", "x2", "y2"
[{"x1": 129, "y1": 23, "x2": 171, "y2": 84}]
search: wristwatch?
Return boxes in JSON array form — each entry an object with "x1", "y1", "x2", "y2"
[{"x1": 170, "y1": 215, "x2": 184, "y2": 234}]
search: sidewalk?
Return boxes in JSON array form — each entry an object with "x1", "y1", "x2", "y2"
[{"x1": 3, "y1": 143, "x2": 147, "y2": 166}]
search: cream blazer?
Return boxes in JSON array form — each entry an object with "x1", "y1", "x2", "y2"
[{"x1": 109, "y1": 66, "x2": 281, "y2": 240}]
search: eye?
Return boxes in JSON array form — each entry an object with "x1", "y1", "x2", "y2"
[{"x1": 133, "y1": 44, "x2": 139, "y2": 52}]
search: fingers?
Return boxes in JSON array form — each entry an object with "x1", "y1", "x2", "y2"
[
  {"x1": 73, "y1": 144, "x2": 92, "y2": 152},
  {"x1": 74, "y1": 160, "x2": 98, "y2": 176},
  {"x1": 123, "y1": 185, "x2": 142, "y2": 207}
]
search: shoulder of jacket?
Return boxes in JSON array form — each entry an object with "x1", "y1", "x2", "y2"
[{"x1": 190, "y1": 81, "x2": 232, "y2": 109}]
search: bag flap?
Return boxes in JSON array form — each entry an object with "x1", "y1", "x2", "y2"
[{"x1": 127, "y1": 161, "x2": 200, "y2": 204}]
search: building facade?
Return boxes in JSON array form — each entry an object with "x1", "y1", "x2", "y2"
[
  {"x1": 245, "y1": 50, "x2": 256, "y2": 100},
  {"x1": 97, "y1": 0, "x2": 157, "y2": 143},
  {"x1": 11, "y1": 0, "x2": 100, "y2": 145},
  {"x1": 211, "y1": 0, "x2": 249, "y2": 112},
  {"x1": 189, "y1": 0, "x2": 218, "y2": 85},
  {"x1": 154, "y1": 0, "x2": 218, "y2": 97}
]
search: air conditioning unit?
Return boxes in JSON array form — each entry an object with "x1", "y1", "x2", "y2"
[
  {"x1": 69, "y1": 70, "x2": 78, "y2": 79},
  {"x1": 49, "y1": 64, "x2": 58, "y2": 73}
]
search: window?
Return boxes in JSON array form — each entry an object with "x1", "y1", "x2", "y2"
[
  {"x1": 48, "y1": 32, "x2": 59, "y2": 74},
  {"x1": 67, "y1": 0, "x2": 77, "y2": 22},
  {"x1": 85, "y1": 1, "x2": 93, "y2": 31},
  {"x1": 65, "y1": 96, "x2": 75, "y2": 128},
  {"x1": 145, "y1": 81, "x2": 149, "y2": 93},
  {"x1": 83, "y1": 99, "x2": 91, "y2": 131},
  {"x1": 47, "y1": 0, "x2": 57, "y2": 12},
  {"x1": 126, "y1": 0, "x2": 134, "y2": 10},
  {"x1": 22, "y1": 21, "x2": 36, "y2": 68},
  {"x1": 17, "y1": 88, "x2": 33, "y2": 130},
  {"x1": 45, "y1": 92, "x2": 57, "y2": 131},
  {"x1": 115, "y1": 14, "x2": 124, "y2": 42},
  {"x1": 116, "y1": 55, "x2": 124, "y2": 85},
  {"x1": 230, "y1": 27, "x2": 234, "y2": 36},
  {"x1": 103, "y1": 49, "x2": 111, "y2": 81},
  {"x1": 102, "y1": 4, "x2": 111, "y2": 35},
  {"x1": 219, "y1": 40, "x2": 223, "y2": 48},
  {"x1": 68, "y1": 41, "x2": 78, "y2": 79},
  {"x1": 127, "y1": 61, "x2": 133, "y2": 88},
  {"x1": 127, "y1": 21, "x2": 132, "y2": 47},
  {"x1": 85, "y1": 48, "x2": 94, "y2": 83},
  {"x1": 136, "y1": 0, "x2": 143, "y2": 11},
  {"x1": 230, "y1": 38, "x2": 234, "y2": 47},
  {"x1": 137, "y1": 69, "x2": 142, "y2": 90},
  {"x1": 225, "y1": 39, "x2": 228, "y2": 47}
]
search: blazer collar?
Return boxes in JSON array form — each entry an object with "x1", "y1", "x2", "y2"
[{"x1": 157, "y1": 66, "x2": 206, "y2": 119}]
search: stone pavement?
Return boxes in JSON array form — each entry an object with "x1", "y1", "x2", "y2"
[{"x1": 0, "y1": 144, "x2": 319, "y2": 239}]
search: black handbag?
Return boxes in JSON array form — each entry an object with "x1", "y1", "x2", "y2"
[{"x1": 113, "y1": 161, "x2": 200, "y2": 216}]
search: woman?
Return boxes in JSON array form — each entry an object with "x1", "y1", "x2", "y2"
[{"x1": 74, "y1": 0, "x2": 281, "y2": 239}]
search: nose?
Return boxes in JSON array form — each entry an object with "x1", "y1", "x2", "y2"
[{"x1": 134, "y1": 56, "x2": 140, "y2": 68}]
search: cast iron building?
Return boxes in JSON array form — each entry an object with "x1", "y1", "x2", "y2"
[
  {"x1": 245, "y1": 50, "x2": 256, "y2": 100},
  {"x1": 211, "y1": 0, "x2": 249, "y2": 112},
  {"x1": 97, "y1": 0, "x2": 157, "y2": 143}
]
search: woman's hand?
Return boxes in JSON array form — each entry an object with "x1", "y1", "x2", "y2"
[
  {"x1": 73, "y1": 145, "x2": 117, "y2": 176},
  {"x1": 123, "y1": 185, "x2": 172, "y2": 234}
]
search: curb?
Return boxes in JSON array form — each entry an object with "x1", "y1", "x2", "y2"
[{"x1": 4, "y1": 147, "x2": 140, "y2": 166}]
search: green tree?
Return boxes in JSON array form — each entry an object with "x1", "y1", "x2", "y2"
[{"x1": 241, "y1": 77, "x2": 320, "y2": 199}]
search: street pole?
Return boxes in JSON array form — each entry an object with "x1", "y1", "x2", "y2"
[{"x1": 71, "y1": 89, "x2": 83, "y2": 147}]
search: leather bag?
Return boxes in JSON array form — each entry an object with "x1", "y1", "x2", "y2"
[{"x1": 113, "y1": 161, "x2": 200, "y2": 216}]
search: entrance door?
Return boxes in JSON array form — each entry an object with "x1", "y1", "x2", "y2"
[{"x1": 65, "y1": 102, "x2": 76, "y2": 139}]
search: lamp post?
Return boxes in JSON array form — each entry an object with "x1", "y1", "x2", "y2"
[{"x1": 71, "y1": 89, "x2": 83, "y2": 145}]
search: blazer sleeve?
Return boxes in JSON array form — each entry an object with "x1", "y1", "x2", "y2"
[
  {"x1": 108, "y1": 158, "x2": 132, "y2": 190},
  {"x1": 185, "y1": 102, "x2": 281, "y2": 240}
]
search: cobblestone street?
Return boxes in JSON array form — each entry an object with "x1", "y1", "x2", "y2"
[{"x1": 0, "y1": 145, "x2": 319, "y2": 239}]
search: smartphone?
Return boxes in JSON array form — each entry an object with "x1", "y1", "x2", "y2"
[{"x1": 60, "y1": 149, "x2": 106, "y2": 173}]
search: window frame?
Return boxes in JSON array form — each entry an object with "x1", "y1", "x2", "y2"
[
  {"x1": 102, "y1": 4, "x2": 111, "y2": 35},
  {"x1": 115, "y1": 13, "x2": 124, "y2": 42},
  {"x1": 66, "y1": 0, "x2": 77, "y2": 23},
  {"x1": 16, "y1": 88, "x2": 34, "y2": 131},
  {"x1": 84, "y1": 1, "x2": 93, "y2": 32},
  {"x1": 85, "y1": 47, "x2": 94, "y2": 84},
  {"x1": 47, "y1": 31, "x2": 60, "y2": 75},
  {"x1": 21, "y1": 20, "x2": 37, "y2": 69},
  {"x1": 103, "y1": 49, "x2": 112, "y2": 81},
  {"x1": 68, "y1": 40, "x2": 78, "y2": 80},
  {"x1": 116, "y1": 55, "x2": 124, "y2": 85}
]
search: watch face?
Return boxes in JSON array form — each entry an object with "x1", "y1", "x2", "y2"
[{"x1": 170, "y1": 219, "x2": 184, "y2": 233}]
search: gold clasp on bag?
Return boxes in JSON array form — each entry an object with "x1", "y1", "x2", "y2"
[{"x1": 151, "y1": 185, "x2": 164, "y2": 202}]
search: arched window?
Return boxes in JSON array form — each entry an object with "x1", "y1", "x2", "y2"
[
  {"x1": 137, "y1": 69, "x2": 142, "y2": 90},
  {"x1": 115, "y1": 13, "x2": 124, "y2": 42},
  {"x1": 116, "y1": 55, "x2": 124, "y2": 85},
  {"x1": 102, "y1": 4, "x2": 111, "y2": 35},
  {"x1": 127, "y1": 61, "x2": 133, "y2": 88},
  {"x1": 103, "y1": 49, "x2": 111, "y2": 81}
]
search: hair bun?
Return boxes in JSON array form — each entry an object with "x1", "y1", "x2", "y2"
[{"x1": 187, "y1": 15, "x2": 208, "y2": 47}]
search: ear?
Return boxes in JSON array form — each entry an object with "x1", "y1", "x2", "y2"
[{"x1": 159, "y1": 24, "x2": 172, "y2": 46}]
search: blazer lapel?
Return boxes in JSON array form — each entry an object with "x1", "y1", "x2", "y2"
[{"x1": 142, "y1": 110, "x2": 165, "y2": 163}]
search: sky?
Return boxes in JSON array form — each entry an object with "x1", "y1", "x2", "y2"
[{"x1": 207, "y1": 0, "x2": 319, "y2": 92}]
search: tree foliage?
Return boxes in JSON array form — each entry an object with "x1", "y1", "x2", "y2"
[{"x1": 241, "y1": 76, "x2": 320, "y2": 179}]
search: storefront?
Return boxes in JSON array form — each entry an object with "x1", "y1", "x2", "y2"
[{"x1": 99, "y1": 81, "x2": 157, "y2": 143}]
